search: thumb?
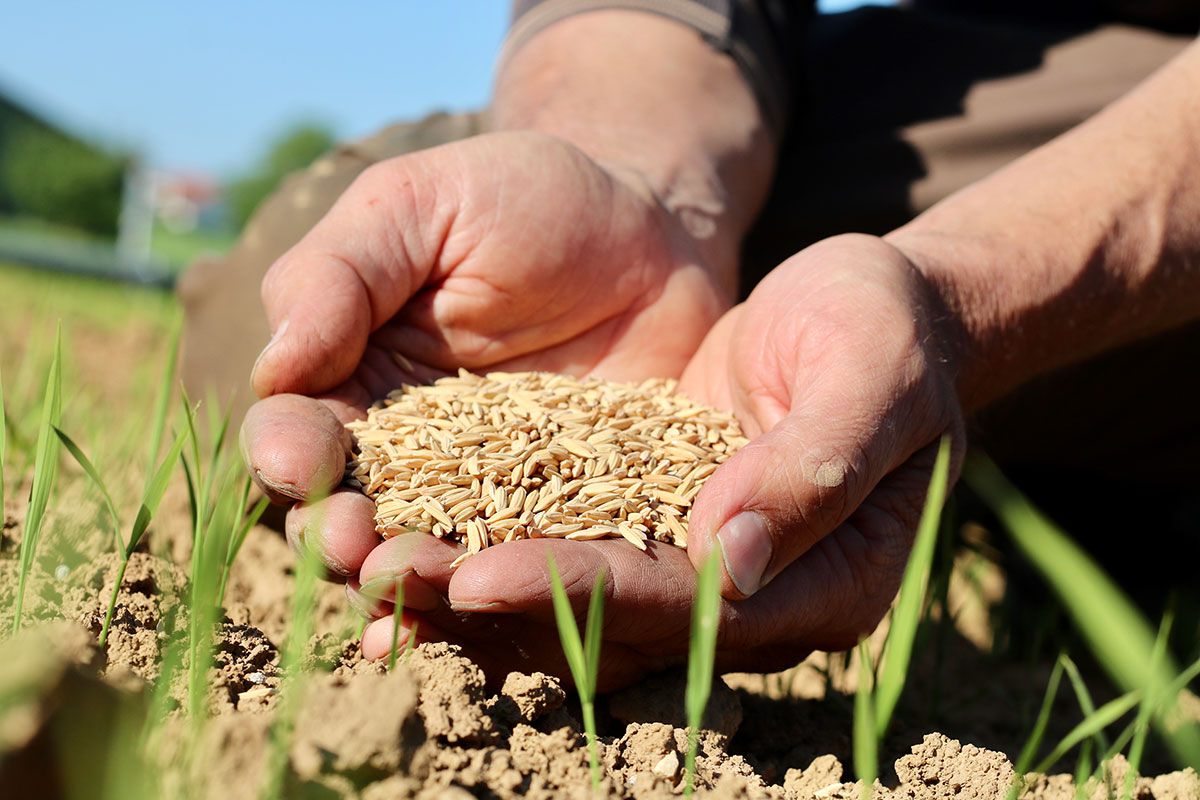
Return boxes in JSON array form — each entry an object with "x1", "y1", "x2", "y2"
[
  {"x1": 250, "y1": 158, "x2": 453, "y2": 398},
  {"x1": 686, "y1": 408, "x2": 883, "y2": 600}
]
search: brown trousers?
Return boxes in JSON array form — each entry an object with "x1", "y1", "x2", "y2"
[{"x1": 179, "y1": 9, "x2": 1198, "y2": 548}]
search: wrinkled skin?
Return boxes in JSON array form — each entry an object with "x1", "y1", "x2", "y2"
[{"x1": 241, "y1": 130, "x2": 965, "y2": 690}]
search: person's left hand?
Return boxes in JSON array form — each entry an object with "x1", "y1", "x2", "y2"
[{"x1": 339, "y1": 234, "x2": 967, "y2": 688}]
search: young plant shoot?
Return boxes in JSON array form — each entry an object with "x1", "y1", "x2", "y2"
[
  {"x1": 547, "y1": 552, "x2": 606, "y2": 790},
  {"x1": 12, "y1": 327, "x2": 62, "y2": 634},
  {"x1": 684, "y1": 549, "x2": 722, "y2": 796}
]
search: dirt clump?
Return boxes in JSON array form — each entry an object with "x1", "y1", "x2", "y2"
[
  {"x1": 893, "y1": 732, "x2": 1014, "y2": 799},
  {"x1": 60, "y1": 551, "x2": 186, "y2": 680},
  {"x1": 1150, "y1": 768, "x2": 1200, "y2": 800},
  {"x1": 292, "y1": 667, "x2": 425, "y2": 780},
  {"x1": 784, "y1": 754, "x2": 845, "y2": 798},
  {"x1": 492, "y1": 670, "x2": 566, "y2": 725},
  {"x1": 406, "y1": 640, "x2": 501, "y2": 745}
]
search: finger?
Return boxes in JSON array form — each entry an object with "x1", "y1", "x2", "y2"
[
  {"x1": 677, "y1": 304, "x2": 743, "y2": 416},
  {"x1": 251, "y1": 159, "x2": 453, "y2": 397},
  {"x1": 240, "y1": 394, "x2": 350, "y2": 502},
  {"x1": 285, "y1": 490, "x2": 380, "y2": 579},
  {"x1": 361, "y1": 611, "x2": 452, "y2": 660},
  {"x1": 685, "y1": 336, "x2": 944, "y2": 600},
  {"x1": 357, "y1": 532, "x2": 463, "y2": 607},
  {"x1": 722, "y1": 447, "x2": 947, "y2": 655},
  {"x1": 447, "y1": 538, "x2": 695, "y2": 648}
]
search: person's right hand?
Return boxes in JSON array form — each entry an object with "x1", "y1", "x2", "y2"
[{"x1": 239, "y1": 130, "x2": 732, "y2": 582}]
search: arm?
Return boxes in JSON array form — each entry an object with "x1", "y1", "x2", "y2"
[
  {"x1": 889, "y1": 39, "x2": 1200, "y2": 411},
  {"x1": 493, "y1": 9, "x2": 778, "y2": 294}
]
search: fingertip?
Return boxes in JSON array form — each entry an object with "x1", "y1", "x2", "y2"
[
  {"x1": 361, "y1": 615, "x2": 407, "y2": 660},
  {"x1": 287, "y1": 490, "x2": 381, "y2": 578},
  {"x1": 359, "y1": 532, "x2": 461, "y2": 591},
  {"x1": 242, "y1": 394, "x2": 350, "y2": 501}
]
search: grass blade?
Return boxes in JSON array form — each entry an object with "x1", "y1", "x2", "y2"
[
  {"x1": 1124, "y1": 610, "x2": 1174, "y2": 799},
  {"x1": 546, "y1": 552, "x2": 602, "y2": 789},
  {"x1": 1032, "y1": 690, "x2": 1140, "y2": 774},
  {"x1": 874, "y1": 434, "x2": 952, "y2": 739},
  {"x1": 54, "y1": 427, "x2": 121, "y2": 549},
  {"x1": 1, "y1": 364, "x2": 6, "y2": 519},
  {"x1": 218, "y1": 476, "x2": 269, "y2": 605},
  {"x1": 685, "y1": 550, "x2": 721, "y2": 796},
  {"x1": 1059, "y1": 654, "x2": 1103, "y2": 796},
  {"x1": 547, "y1": 553, "x2": 588, "y2": 691},
  {"x1": 584, "y1": 569, "x2": 606, "y2": 698},
  {"x1": 1007, "y1": 657, "x2": 1066, "y2": 799},
  {"x1": 13, "y1": 325, "x2": 63, "y2": 634},
  {"x1": 128, "y1": 426, "x2": 190, "y2": 554},
  {"x1": 1060, "y1": 654, "x2": 1108, "y2": 754},
  {"x1": 964, "y1": 451, "x2": 1200, "y2": 767},
  {"x1": 97, "y1": 424, "x2": 189, "y2": 649},
  {"x1": 261, "y1": 509, "x2": 329, "y2": 799},
  {"x1": 145, "y1": 315, "x2": 181, "y2": 475},
  {"x1": 853, "y1": 639, "x2": 878, "y2": 800},
  {"x1": 388, "y1": 581, "x2": 406, "y2": 672}
]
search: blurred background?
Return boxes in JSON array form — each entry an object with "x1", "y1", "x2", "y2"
[
  {"x1": 0, "y1": 1, "x2": 875, "y2": 286},
  {"x1": 0, "y1": 3, "x2": 508, "y2": 283}
]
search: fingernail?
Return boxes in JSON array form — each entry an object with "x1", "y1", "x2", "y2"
[
  {"x1": 716, "y1": 512, "x2": 773, "y2": 597},
  {"x1": 255, "y1": 469, "x2": 305, "y2": 501},
  {"x1": 449, "y1": 600, "x2": 513, "y2": 613},
  {"x1": 358, "y1": 576, "x2": 398, "y2": 601},
  {"x1": 252, "y1": 318, "x2": 289, "y2": 377},
  {"x1": 346, "y1": 584, "x2": 383, "y2": 618}
]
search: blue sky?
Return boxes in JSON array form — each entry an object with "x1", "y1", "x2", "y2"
[{"x1": 1, "y1": 1, "x2": 881, "y2": 177}]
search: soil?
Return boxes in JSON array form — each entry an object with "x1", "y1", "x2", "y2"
[{"x1": 2, "y1": 515, "x2": 1198, "y2": 798}]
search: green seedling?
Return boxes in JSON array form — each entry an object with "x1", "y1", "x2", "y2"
[
  {"x1": 12, "y1": 325, "x2": 63, "y2": 634},
  {"x1": 1007, "y1": 657, "x2": 1066, "y2": 799},
  {"x1": 1059, "y1": 654, "x2": 1106, "y2": 795},
  {"x1": 388, "y1": 581, "x2": 407, "y2": 672},
  {"x1": 406, "y1": 621, "x2": 420, "y2": 659},
  {"x1": 547, "y1": 552, "x2": 606, "y2": 790},
  {"x1": 217, "y1": 474, "x2": 270, "y2": 606},
  {"x1": 1, "y1": 363, "x2": 7, "y2": 517},
  {"x1": 1036, "y1": 690, "x2": 1140, "y2": 775},
  {"x1": 874, "y1": 434, "x2": 952, "y2": 740},
  {"x1": 54, "y1": 423, "x2": 187, "y2": 649},
  {"x1": 1124, "y1": 610, "x2": 1174, "y2": 799},
  {"x1": 853, "y1": 639, "x2": 878, "y2": 800},
  {"x1": 53, "y1": 428, "x2": 120, "y2": 545},
  {"x1": 684, "y1": 550, "x2": 722, "y2": 796},
  {"x1": 965, "y1": 451, "x2": 1200, "y2": 768},
  {"x1": 261, "y1": 515, "x2": 326, "y2": 800}
]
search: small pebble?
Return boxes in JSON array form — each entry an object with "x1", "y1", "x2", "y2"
[
  {"x1": 652, "y1": 751, "x2": 681, "y2": 780},
  {"x1": 246, "y1": 671, "x2": 266, "y2": 684}
]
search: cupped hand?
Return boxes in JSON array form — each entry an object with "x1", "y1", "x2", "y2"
[
  {"x1": 239, "y1": 130, "x2": 731, "y2": 580},
  {"x1": 340, "y1": 234, "x2": 967, "y2": 688}
]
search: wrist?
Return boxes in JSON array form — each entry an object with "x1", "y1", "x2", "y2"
[
  {"x1": 885, "y1": 228, "x2": 1006, "y2": 413},
  {"x1": 491, "y1": 10, "x2": 775, "y2": 296}
]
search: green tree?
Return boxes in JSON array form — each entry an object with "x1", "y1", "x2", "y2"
[
  {"x1": 227, "y1": 123, "x2": 334, "y2": 230},
  {"x1": 0, "y1": 126, "x2": 126, "y2": 237}
]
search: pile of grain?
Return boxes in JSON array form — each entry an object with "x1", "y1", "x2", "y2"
[{"x1": 346, "y1": 371, "x2": 747, "y2": 564}]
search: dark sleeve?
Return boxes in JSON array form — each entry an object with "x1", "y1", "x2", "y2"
[{"x1": 499, "y1": 0, "x2": 811, "y2": 137}]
